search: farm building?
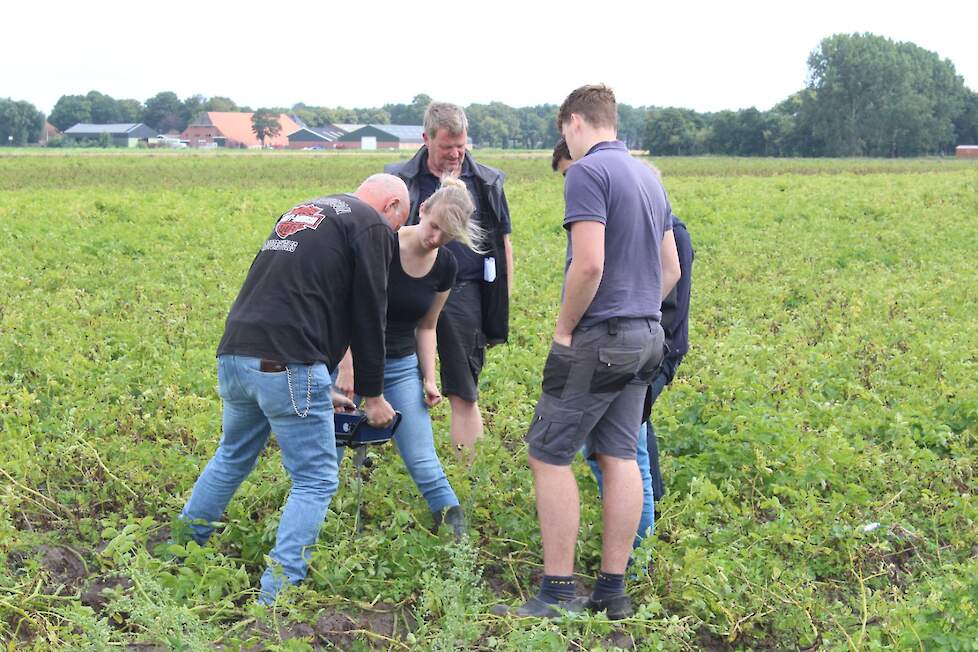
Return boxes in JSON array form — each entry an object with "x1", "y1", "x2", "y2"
[
  {"x1": 63, "y1": 123, "x2": 156, "y2": 147},
  {"x1": 334, "y1": 124, "x2": 424, "y2": 150},
  {"x1": 286, "y1": 124, "x2": 348, "y2": 149},
  {"x1": 181, "y1": 112, "x2": 301, "y2": 148},
  {"x1": 38, "y1": 122, "x2": 61, "y2": 146},
  {"x1": 956, "y1": 145, "x2": 978, "y2": 159}
]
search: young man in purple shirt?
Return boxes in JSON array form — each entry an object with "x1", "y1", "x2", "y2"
[
  {"x1": 496, "y1": 85, "x2": 679, "y2": 619},
  {"x1": 552, "y1": 139, "x2": 692, "y2": 553}
]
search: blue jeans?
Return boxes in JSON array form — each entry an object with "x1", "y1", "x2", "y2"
[
  {"x1": 180, "y1": 355, "x2": 339, "y2": 604},
  {"x1": 337, "y1": 354, "x2": 458, "y2": 512},
  {"x1": 587, "y1": 422, "x2": 654, "y2": 548}
]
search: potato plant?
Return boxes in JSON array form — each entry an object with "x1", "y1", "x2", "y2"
[{"x1": 1, "y1": 151, "x2": 976, "y2": 650}]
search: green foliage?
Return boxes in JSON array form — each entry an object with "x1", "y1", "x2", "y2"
[
  {"x1": 0, "y1": 150, "x2": 976, "y2": 649},
  {"x1": 47, "y1": 90, "x2": 250, "y2": 137},
  {"x1": 807, "y1": 32, "x2": 969, "y2": 156},
  {"x1": 204, "y1": 96, "x2": 240, "y2": 113},
  {"x1": 382, "y1": 93, "x2": 430, "y2": 125},
  {"x1": 34, "y1": 39, "x2": 978, "y2": 156},
  {"x1": 144, "y1": 91, "x2": 190, "y2": 133},
  {"x1": 953, "y1": 89, "x2": 978, "y2": 145},
  {"x1": 645, "y1": 107, "x2": 704, "y2": 156},
  {"x1": 48, "y1": 94, "x2": 93, "y2": 131},
  {"x1": 252, "y1": 109, "x2": 284, "y2": 148},
  {"x1": 86, "y1": 90, "x2": 124, "y2": 124},
  {"x1": 642, "y1": 32, "x2": 978, "y2": 157},
  {"x1": 411, "y1": 540, "x2": 487, "y2": 649},
  {"x1": 117, "y1": 98, "x2": 144, "y2": 123},
  {"x1": 0, "y1": 97, "x2": 45, "y2": 145}
]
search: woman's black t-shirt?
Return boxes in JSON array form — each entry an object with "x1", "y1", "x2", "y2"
[{"x1": 385, "y1": 245, "x2": 457, "y2": 358}]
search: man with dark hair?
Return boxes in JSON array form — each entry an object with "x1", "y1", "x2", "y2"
[
  {"x1": 497, "y1": 84, "x2": 679, "y2": 620},
  {"x1": 589, "y1": 214, "x2": 693, "y2": 540},
  {"x1": 178, "y1": 174, "x2": 408, "y2": 604},
  {"x1": 551, "y1": 138, "x2": 571, "y2": 173},
  {"x1": 385, "y1": 101, "x2": 513, "y2": 462},
  {"x1": 639, "y1": 216, "x2": 693, "y2": 504}
]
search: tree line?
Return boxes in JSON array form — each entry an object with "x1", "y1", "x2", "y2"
[
  {"x1": 645, "y1": 34, "x2": 978, "y2": 157},
  {"x1": 2, "y1": 33, "x2": 976, "y2": 155}
]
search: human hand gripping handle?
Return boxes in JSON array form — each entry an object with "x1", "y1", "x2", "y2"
[
  {"x1": 331, "y1": 390, "x2": 357, "y2": 413},
  {"x1": 362, "y1": 395, "x2": 395, "y2": 428}
]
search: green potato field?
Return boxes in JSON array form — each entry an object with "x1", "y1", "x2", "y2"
[{"x1": 1, "y1": 150, "x2": 977, "y2": 650}]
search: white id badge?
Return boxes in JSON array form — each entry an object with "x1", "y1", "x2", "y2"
[{"x1": 483, "y1": 257, "x2": 497, "y2": 282}]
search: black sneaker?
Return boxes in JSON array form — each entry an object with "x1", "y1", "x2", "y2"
[
  {"x1": 491, "y1": 595, "x2": 586, "y2": 618},
  {"x1": 430, "y1": 508, "x2": 444, "y2": 533},
  {"x1": 431, "y1": 505, "x2": 466, "y2": 541},
  {"x1": 584, "y1": 594, "x2": 634, "y2": 620},
  {"x1": 444, "y1": 505, "x2": 466, "y2": 541}
]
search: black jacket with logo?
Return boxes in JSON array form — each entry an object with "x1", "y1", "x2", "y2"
[{"x1": 217, "y1": 194, "x2": 395, "y2": 396}]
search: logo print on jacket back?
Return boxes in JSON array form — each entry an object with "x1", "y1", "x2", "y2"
[{"x1": 276, "y1": 204, "x2": 327, "y2": 239}]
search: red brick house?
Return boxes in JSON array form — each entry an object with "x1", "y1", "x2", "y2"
[{"x1": 181, "y1": 112, "x2": 301, "y2": 148}]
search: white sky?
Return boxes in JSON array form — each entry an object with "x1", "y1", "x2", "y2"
[{"x1": 5, "y1": 0, "x2": 977, "y2": 115}]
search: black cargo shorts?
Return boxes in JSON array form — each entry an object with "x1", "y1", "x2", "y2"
[
  {"x1": 436, "y1": 282, "x2": 485, "y2": 402},
  {"x1": 526, "y1": 317, "x2": 664, "y2": 465}
]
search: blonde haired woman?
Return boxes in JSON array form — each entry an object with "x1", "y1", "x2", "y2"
[{"x1": 337, "y1": 177, "x2": 482, "y2": 537}]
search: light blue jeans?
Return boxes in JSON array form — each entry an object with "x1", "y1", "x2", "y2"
[
  {"x1": 337, "y1": 353, "x2": 459, "y2": 512},
  {"x1": 180, "y1": 355, "x2": 339, "y2": 604},
  {"x1": 587, "y1": 422, "x2": 654, "y2": 548}
]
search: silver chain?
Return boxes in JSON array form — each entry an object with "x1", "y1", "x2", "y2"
[{"x1": 286, "y1": 365, "x2": 313, "y2": 418}]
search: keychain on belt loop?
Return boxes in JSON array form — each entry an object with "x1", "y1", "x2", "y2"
[{"x1": 286, "y1": 365, "x2": 313, "y2": 418}]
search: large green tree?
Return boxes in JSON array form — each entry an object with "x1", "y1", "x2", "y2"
[
  {"x1": 251, "y1": 109, "x2": 282, "y2": 147},
  {"x1": 806, "y1": 33, "x2": 967, "y2": 156},
  {"x1": 182, "y1": 94, "x2": 206, "y2": 121},
  {"x1": 645, "y1": 107, "x2": 700, "y2": 155},
  {"x1": 770, "y1": 91, "x2": 820, "y2": 156},
  {"x1": 0, "y1": 98, "x2": 45, "y2": 145},
  {"x1": 954, "y1": 89, "x2": 978, "y2": 145},
  {"x1": 518, "y1": 110, "x2": 547, "y2": 148},
  {"x1": 356, "y1": 108, "x2": 391, "y2": 124},
  {"x1": 384, "y1": 94, "x2": 432, "y2": 126},
  {"x1": 143, "y1": 91, "x2": 190, "y2": 133},
  {"x1": 86, "y1": 90, "x2": 122, "y2": 124},
  {"x1": 117, "y1": 99, "x2": 144, "y2": 123},
  {"x1": 617, "y1": 104, "x2": 647, "y2": 150},
  {"x1": 48, "y1": 95, "x2": 92, "y2": 131},
  {"x1": 204, "y1": 96, "x2": 239, "y2": 112},
  {"x1": 468, "y1": 102, "x2": 518, "y2": 147}
]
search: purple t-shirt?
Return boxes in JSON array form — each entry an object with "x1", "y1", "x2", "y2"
[{"x1": 563, "y1": 140, "x2": 673, "y2": 327}]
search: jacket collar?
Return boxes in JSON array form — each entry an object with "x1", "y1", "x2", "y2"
[{"x1": 399, "y1": 145, "x2": 503, "y2": 187}]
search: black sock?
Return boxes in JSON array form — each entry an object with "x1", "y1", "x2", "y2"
[
  {"x1": 591, "y1": 571, "x2": 625, "y2": 601},
  {"x1": 537, "y1": 575, "x2": 576, "y2": 604}
]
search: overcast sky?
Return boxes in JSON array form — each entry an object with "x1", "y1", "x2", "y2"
[{"x1": 6, "y1": 0, "x2": 976, "y2": 115}]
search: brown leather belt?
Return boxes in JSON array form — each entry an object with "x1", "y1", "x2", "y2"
[{"x1": 259, "y1": 359, "x2": 287, "y2": 373}]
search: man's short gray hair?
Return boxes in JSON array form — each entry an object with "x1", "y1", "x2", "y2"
[{"x1": 424, "y1": 102, "x2": 468, "y2": 139}]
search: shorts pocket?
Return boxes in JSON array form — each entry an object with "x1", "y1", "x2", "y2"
[
  {"x1": 541, "y1": 342, "x2": 574, "y2": 397},
  {"x1": 637, "y1": 349, "x2": 662, "y2": 383},
  {"x1": 590, "y1": 346, "x2": 642, "y2": 394},
  {"x1": 526, "y1": 398, "x2": 584, "y2": 462}
]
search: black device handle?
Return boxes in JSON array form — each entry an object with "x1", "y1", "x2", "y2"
[{"x1": 351, "y1": 410, "x2": 402, "y2": 435}]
